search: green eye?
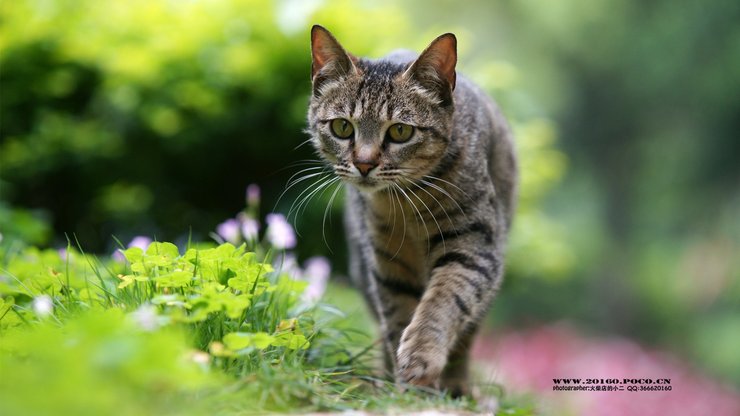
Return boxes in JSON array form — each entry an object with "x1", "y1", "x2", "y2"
[
  {"x1": 330, "y1": 118, "x2": 354, "y2": 139},
  {"x1": 387, "y1": 123, "x2": 414, "y2": 142}
]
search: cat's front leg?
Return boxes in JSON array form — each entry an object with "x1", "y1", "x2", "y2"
[{"x1": 396, "y1": 246, "x2": 503, "y2": 390}]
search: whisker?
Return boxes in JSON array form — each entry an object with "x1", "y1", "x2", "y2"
[
  {"x1": 422, "y1": 174, "x2": 473, "y2": 201},
  {"x1": 394, "y1": 182, "x2": 430, "y2": 252},
  {"x1": 274, "y1": 169, "x2": 329, "y2": 212},
  {"x1": 293, "y1": 137, "x2": 315, "y2": 150},
  {"x1": 268, "y1": 159, "x2": 324, "y2": 176},
  {"x1": 298, "y1": 175, "x2": 340, "y2": 221},
  {"x1": 290, "y1": 176, "x2": 341, "y2": 231},
  {"x1": 286, "y1": 174, "x2": 333, "y2": 234},
  {"x1": 403, "y1": 178, "x2": 453, "y2": 253},
  {"x1": 322, "y1": 181, "x2": 344, "y2": 251},
  {"x1": 400, "y1": 179, "x2": 443, "y2": 253},
  {"x1": 418, "y1": 177, "x2": 470, "y2": 222},
  {"x1": 390, "y1": 184, "x2": 407, "y2": 260}
]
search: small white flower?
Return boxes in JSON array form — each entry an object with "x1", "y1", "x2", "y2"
[
  {"x1": 216, "y1": 219, "x2": 241, "y2": 244},
  {"x1": 302, "y1": 256, "x2": 330, "y2": 303},
  {"x1": 265, "y1": 213, "x2": 296, "y2": 249},
  {"x1": 241, "y1": 217, "x2": 260, "y2": 241},
  {"x1": 33, "y1": 295, "x2": 54, "y2": 317},
  {"x1": 129, "y1": 304, "x2": 161, "y2": 331},
  {"x1": 190, "y1": 351, "x2": 211, "y2": 365}
]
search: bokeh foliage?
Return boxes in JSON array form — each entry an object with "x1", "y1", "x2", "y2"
[{"x1": 0, "y1": 0, "x2": 567, "y2": 277}]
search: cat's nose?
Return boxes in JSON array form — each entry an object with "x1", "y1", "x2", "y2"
[{"x1": 354, "y1": 160, "x2": 378, "y2": 176}]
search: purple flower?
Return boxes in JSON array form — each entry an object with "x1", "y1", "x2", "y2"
[
  {"x1": 246, "y1": 184, "x2": 261, "y2": 206},
  {"x1": 275, "y1": 253, "x2": 301, "y2": 279},
  {"x1": 302, "y1": 256, "x2": 330, "y2": 302},
  {"x1": 129, "y1": 236, "x2": 153, "y2": 250},
  {"x1": 217, "y1": 219, "x2": 241, "y2": 244},
  {"x1": 112, "y1": 250, "x2": 126, "y2": 262},
  {"x1": 113, "y1": 236, "x2": 152, "y2": 261},
  {"x1": 241, "y1": 217, "x2": 260, "y2": 241},
  {"x1": 266, "y1": 213, "x2": 296, "y2": 249}
]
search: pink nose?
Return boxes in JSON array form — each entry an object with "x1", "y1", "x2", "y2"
[{"x1": 354, "y1": 161, "x2": 378, "y2": 176}]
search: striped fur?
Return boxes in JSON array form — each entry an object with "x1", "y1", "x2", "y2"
[{"x1": 307, "y1": 26, "x2": 518, "y2": 396}]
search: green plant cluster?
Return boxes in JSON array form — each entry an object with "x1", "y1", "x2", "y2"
[
  {"x1": 1, "y1": 239, "x2": 528, "y2": 414},
  {"x1": 0, "y1": 240, "x2": 322, "y2": 414}
]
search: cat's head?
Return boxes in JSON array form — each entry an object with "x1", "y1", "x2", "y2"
[{"x1": 306, "y1": 25, "x2": 457, "y2": 194}]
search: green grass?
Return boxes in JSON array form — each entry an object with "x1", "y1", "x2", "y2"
[{"x1": 0, "y1": 240, "x2": 532, "y2": 415}]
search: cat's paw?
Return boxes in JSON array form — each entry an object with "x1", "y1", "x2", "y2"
[
  {"x1": 440, "y1": 377, "x2": 470, "y2": 398},
  {"x1": 396, "y1": 331, "x2": 447, "y2": 388}
]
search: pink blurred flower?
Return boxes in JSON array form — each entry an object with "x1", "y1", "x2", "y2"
[
  {"x1": 246, "y1": 184, "x2": 261, "y2": 206},
  {"x1": 112, "y1": 250, "x2": 126, "y2": 262},
  {"x1": 302, "y1": 256, "x2": 330, "y2": 302},
  {"x1": 266, "y1": 213, "x2": 296, "y2": 249},
  {"x1": 112, "y1": 236, "x2": 153, "y2": 262},
  {"x1": 275, "y1": 253, "x2": 301, "y2": 279},
  {"x1": 471, "y1": 324, "x2": 740, "y2": 416},
  {"x1": 217, "y1": 219, "x2": 241, "y2": 244},
  {"x1": 241, "y1": 217, "x2": 260, "y2": 241},
  {"x1": 129, "y1": 236, "x2": 153, "y2": 250}
]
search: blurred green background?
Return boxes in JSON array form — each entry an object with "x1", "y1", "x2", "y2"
[{"x1": 1, "y1": 0, "x2": 739, "y2": 388}]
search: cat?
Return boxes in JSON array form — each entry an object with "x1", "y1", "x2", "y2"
[{"x1": 306, "y1": 25, "x2": 518, "y2": 397}]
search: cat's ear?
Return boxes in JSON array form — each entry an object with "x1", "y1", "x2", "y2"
[
  {"x1": 404, "y1": 33, "x2": 457, "y2": 105},
  {"x1": 311, "y1": 25, "x2": 359, "y2": 95}
]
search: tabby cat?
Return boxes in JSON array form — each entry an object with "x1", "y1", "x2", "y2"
[{"x1": 306, "y1": 25, "x2": 518, "y2": 396}]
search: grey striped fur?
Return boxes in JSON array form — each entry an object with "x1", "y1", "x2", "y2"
[{"x1": 307, "y1": 26, "x2": 518, "y2": 396}]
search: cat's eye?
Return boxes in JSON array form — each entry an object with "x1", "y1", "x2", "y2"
[
  {"x1": 330, "y1": 118, "x2": 354, "y2": 139},
  {"x1": 387, "y1": 123, "x2": 414, "y2": 143}
]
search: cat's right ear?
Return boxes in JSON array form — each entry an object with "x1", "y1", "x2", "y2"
[
  {"x1": 404, "y1": 33, "x2": 457, "y2": 106},
  {"x1": 311, "y1": 25, "x2": 359, "y2": 95}
]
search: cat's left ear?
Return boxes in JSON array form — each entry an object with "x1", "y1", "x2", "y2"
[
  {"x1": 310, "y1": 25, "x2": 359, "y2": 95},
  {"x1": 404, "y1": 33, "x2": 457, "y2": 105}
]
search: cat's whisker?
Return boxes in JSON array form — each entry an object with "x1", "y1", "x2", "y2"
[
  {"x1": 293, "y1": 137, "x2": 315, "y2": 150},
  {"x1": 394, "y1": 182, "x2": 431, "y2": 251},
  {"x1": 291, "y1": 175, "x2": 340, "y2": 226},
  {"x1": 274, "y1": 169, "x2": 330, "y2": 213},
  {"x1": 286, "y1": 174, "x2": 334, "y2": 233},
  {"x1": 321, "y1": 180, "x2": 344, "y2": 251},
  {"x1": 405, "y1": 178, "x2": 457, "y2": 251},
  {"x1": 417, "y1": 178, "x2": 469, "y2": 223},
  {"x1": 286, "y1": 166, "x2": 327, "y2": 188},
  {"x1": 386, "y1": 185, "x2": 398, "y2": 252},
  {"x1": 298, "y1": 175, "x2": 340, "y2": 222},
  {"x1": 422, "y1": 174, "x2": 473, "y2": 201},
  {"x1": 390, "y1": 183, "x2": 408, "y2": 260},
  {"x1": 400, "y1": 178, "x2": 445, "y2": 254}
]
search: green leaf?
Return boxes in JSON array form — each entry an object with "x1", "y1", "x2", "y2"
[
  {"x1": 146, "y1": 242, "x2": 179, "y2": 258},
  {"x1": 223, "y1": 332, "x2": 251, "y2": 350},
  {"x1": 155, "y1": 271, "x2": 191, "y2": 288},
  {"x1": 287, "y1": 334, "x2": 309, "y2": 350},
  {"x1": 122, "y1": 247, "x2": 143, "y2": 263},
  {"x1": 223, "y1": 295, "x2": 250, "y2": 319},
  {"x1": 251, "y1": 332, "x2": 275, "y2": 350},
  {"x1": 0, "y1": 297, "x2": 15, "y2": 319},
  {"x1": 131, "y1": 262, "x2": 147, "y2": 274}
]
